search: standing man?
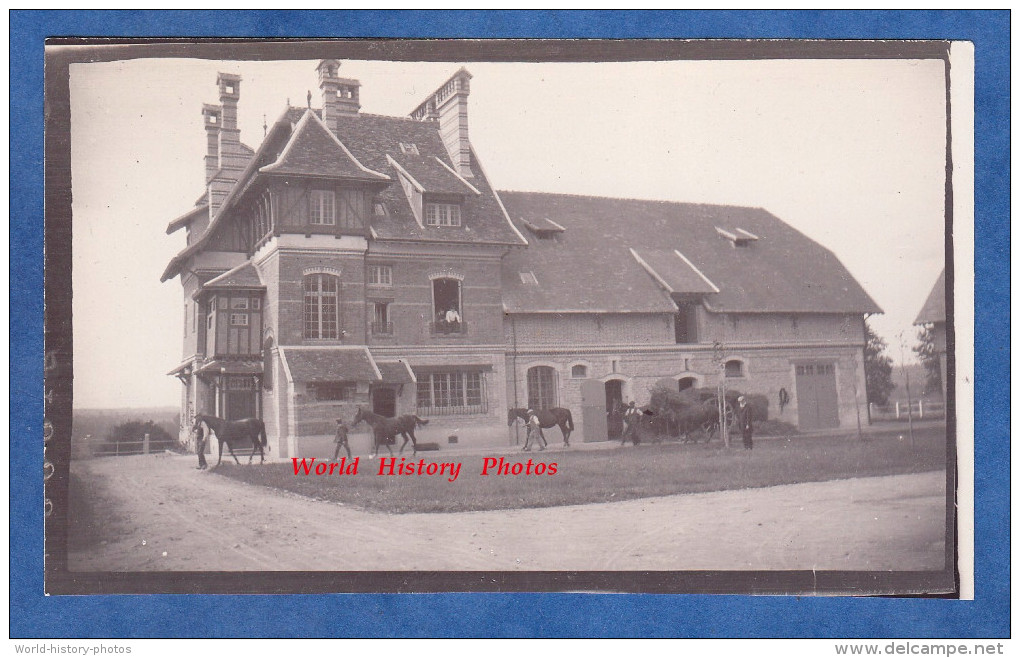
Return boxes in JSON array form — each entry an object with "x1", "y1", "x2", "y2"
[
  {"x1": 737, "y1": 396, "x2": 755, "y2": 450},
  {"x1": 523, "y1": 408, "x2": 547, "y2": 452},
  {"x1": 332, "y1": 418, "x2": 351, "y2": 462},
  {"x1": 194, "y1": 418, "x2": 208, "y2": 470},
  {"x1": 622, "y1": 401, "x2": 642, "y2": 445}
]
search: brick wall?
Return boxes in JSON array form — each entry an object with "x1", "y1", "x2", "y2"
[{"x1": 699, "y1": 311, "x2": 864, "y2": 345}]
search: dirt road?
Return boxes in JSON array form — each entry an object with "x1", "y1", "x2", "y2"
[{"x1": 68, "y1": 452, "x2": 945, "y2": 572}]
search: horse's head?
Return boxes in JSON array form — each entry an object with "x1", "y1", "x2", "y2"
[
  {"x1": 191, "y1": 415, "x2": 205, "y2": 433},
  {"x1": 351, "y1": 406, "x2": 365, "y2": 427},
  {"x1": 507, "y1": 408, "x2": 523, "y2": 426}
]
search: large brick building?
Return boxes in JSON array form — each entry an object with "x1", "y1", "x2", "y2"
[{"x1": 163, "y1": 61, "x2": 881, "y2": 457}]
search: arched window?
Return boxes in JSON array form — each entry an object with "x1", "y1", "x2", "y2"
[
  {"x1": 527, "y1": 366, "x2": 557, "y2": 409},
  {"x1": 571, "y1": 364, "x2": 588, "y2": 379},
  {"x1": 724, "y1": 359, "x2": 744, "y2": 378},
  {"x1": 304, "y1": 273, "x2": 340, "y2": 339},
  {"x1": 678, "y1": 376, "x2": 697, "y2": 391}
]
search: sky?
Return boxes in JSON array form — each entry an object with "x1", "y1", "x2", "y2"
[{"x1": 69, "y1": 53, "x2": 949, "y2": 409}]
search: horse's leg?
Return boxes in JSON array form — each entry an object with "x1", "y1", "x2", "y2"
[
  {"x1": 406, "y1": 429, "x2": 417, "y2": 456},
  {"x1": 216, "y1": 439, "x2": 224, "y2": 467},
  {"x1": 227, "y1": 440, "x2": 241, "y2": 465},
  {"x1": 248, "y1": 437, "x2": 255, "y2": 464},
  {"x1": 560, "y1": 422, "x2": 570, "y2": 447}
]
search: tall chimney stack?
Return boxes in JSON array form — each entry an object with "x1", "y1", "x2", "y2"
[
  {"x1": 411, "y1": 68, "x2": 473, "y2": 177},
  {"x1": 216, "y1": 72, "x2": 245, "y2": 181},
  {"x1": 317, "y1": 59, "x2": 360, "y2": 134},
  {"x1": 201, "y1": 104, "x2": 221, "y2": 183}
]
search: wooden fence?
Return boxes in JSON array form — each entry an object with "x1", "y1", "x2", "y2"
[{"x1": 869, "y1": 400, "x2": 945, "y2": 421}]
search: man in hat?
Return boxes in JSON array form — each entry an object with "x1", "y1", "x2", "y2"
[
  {"x1": 193, "y1": 418, "x2": 208, "y2": 470},
  {"x1": 736, "y1": 396, "x2": 755, "y2": 450},
  {"x1": 622, "y1": 401, "x2": 643, "y2": 445}
]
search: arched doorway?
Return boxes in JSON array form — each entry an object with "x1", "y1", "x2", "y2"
[
  {"x1": 678, "y1": 376, "x2": 697, "y2": 392},
  {"x1": 604, "y1": 379, "x2": 624, "y2": 440}
]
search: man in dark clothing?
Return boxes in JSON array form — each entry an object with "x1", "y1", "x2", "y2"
[
  {"x1": 332, "y1": 419, "x2": 352, "y2": 462},
  {"x1": 194, "y1": 420, "x2": 208, "y2": 469},
  {"x1": 737, "y1": 396, "x2": 754, "y2": 450}
]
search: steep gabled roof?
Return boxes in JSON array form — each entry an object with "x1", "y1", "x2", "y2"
[
  {"x1": 914, "y1": 269, "x2": 946, "y2": 325},
  {"x1": 260, "y1": 109, "x2": 389, "y2": 182},
  {"x1": 333, "y1": 113, "x2": 525, "y2": 246},
  {"x1": 630, "y1": 248, "x2": 719, "y2": 295},
  {"x1": 376, "y1": 359, "x2": 416, "y2": 384},
  {"x1": 499, "y1": 191, "x2": 882, "y2": 315},
  {"x1": 388, "y1": 153, "x2": 479, "y2": 196}
]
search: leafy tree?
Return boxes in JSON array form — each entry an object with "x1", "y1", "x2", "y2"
[
  {"x1": 863, "y1": 320, "x2": 896, "y2": 406},
  {"x1": 913, "y1": 324, "x2": 943, "y2": 396}
]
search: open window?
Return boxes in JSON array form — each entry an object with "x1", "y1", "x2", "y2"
[
  {"x1": 431, "y1": 278, "x2": 463, "y2": 334},
  {"x1": 304, "y1": 273, "x2": 341, "y2": 339}
]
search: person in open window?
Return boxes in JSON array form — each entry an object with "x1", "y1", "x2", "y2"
[{"x1": 445, "y1": 308, "x2": 461, "y2": 325}]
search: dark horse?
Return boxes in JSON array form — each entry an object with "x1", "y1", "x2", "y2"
[
  {"x1": 351, "y1": 406, "x2": 429, "y2": 457},
  {"x1": 193, "y1": 414, "x2": 267, "y2": 467},
  {"x1": 507, "y1": 408, "x2": 574, "y2": 446}
]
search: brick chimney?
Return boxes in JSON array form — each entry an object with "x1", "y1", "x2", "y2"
[
  {"x1": 411, "y1": 68, "x2": 473, "y2": 177},
  {"x1": 216, "y1": 72, "x2": 245, "y2": 179},
  {"x1": 201, "y1": 104, "x2": 221, "y2": 183},
  {"x1": 317, "y1": 59, "x2": 360, "y2": 134}
]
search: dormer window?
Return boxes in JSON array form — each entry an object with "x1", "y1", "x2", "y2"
[
  {"x1": 716, "y1": 226, "x2": 759, "y2": 247},
  {"x1": 399, "y1": 142, "x2": 420, "y2": 155},
  {"x1": 425, "y1": 202, "x2": 461, "y2": 227},
  {"x1": 519, "y1": 272, "x2": 538, "y2": 286},
  {"x1": 310, "y1": 190, "x2": 336, "y2": 225}
]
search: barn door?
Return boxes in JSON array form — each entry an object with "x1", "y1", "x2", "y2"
[
  {"x1": 604, "y1": 379, "x2": 624, "y2": 440},
  {"x1": 795, "y1": 363, "x2": 838, "y2": 430},
  {"x1": 224, "y1": 376, "x2": 257, "y2": 421},
  {"x1": 580, "y1": 379, "x2": 607, "y2": 442}
]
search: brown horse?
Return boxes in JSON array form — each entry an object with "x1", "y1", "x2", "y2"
[
  {"x1": 507, "y1": 407, "x2": 574, "y2": 446},
  {"x1": 351, "y1": 406, "x2": 428, "y2": 457},
  {"x1": 193, "y1": 414, "x2": 267, "y2": 467}
]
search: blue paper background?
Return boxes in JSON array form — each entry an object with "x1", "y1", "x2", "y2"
[{"x1": 11, "y1": 10, "x2": 1008, "y2": 638}]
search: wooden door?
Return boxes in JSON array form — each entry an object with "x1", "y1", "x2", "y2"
[
  {"x1": 580, "y1": 379, "x2": 607, "y2": 442},
  {"x1": 795, "y1": 363, "x2": 839, "y2": 430},
  {"x1": 604, "y1": 379, "x2": 624, "y2": 440},
  {"x1": 372, "y1": 387, "x2": 397, "y2": 418}
]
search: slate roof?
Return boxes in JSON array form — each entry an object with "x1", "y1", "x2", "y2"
[
  {"x1": 630, "y1": 248, "x2": 719, "y2": 295},
  {"x1": 914, "y1": 269, "x2": 946, "y2": 325},
  {"x1": 499, "y1": 191, "x2": 882, "y2": 315},
  {"x1": 200, "y1": 261, "x2": 265, "y2": 291},
  {"x1": 260, "y1": 109, "x2": 389, "y2": 182},
  {"x1": 332, "y1": 112, "x2": 525, "y2": 246},
  {"x1": 280, "y1": 347, "x2": 382, "y2": 383},
  {"x1": 388, "y1": 153, "x2": 478, "y2": 196},
  {"x1": 376, "y1": 360, "x2": 416, "y2": 384}
]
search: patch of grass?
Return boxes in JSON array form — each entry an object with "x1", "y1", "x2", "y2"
[{"x1": 215, "y1": 427, "x2": 946, "y2": 514}]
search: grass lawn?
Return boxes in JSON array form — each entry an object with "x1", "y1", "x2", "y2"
[{"x1": 214, "y1": 427, "x2": 946, "y2": 514}]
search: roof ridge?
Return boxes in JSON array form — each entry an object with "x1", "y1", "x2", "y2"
[{"x1": 497, "y1": 189, "x2": 767, "y2": 212}]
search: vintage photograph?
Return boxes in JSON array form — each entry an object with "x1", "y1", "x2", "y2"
[{"x1": 56, "y1": 41, "x2": 958, "y2": 592}]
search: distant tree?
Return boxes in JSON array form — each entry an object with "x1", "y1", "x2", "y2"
[
  {"x1": 863, "y1": 320, "x2": 896, "y2": 406},
  {"x1": 107, "y1": 420, "x2": 173, "y2": 448},
  {"x1": 913, "y1": 324, "x2": 943, "y2": 397}
]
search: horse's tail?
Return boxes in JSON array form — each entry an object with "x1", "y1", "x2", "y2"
[
  {"x1": 565, "y1": 410, "x2": 575, "y2": 432},
  {"x1": 414, "y1": 416, "x2": 429, "y2": 427}
]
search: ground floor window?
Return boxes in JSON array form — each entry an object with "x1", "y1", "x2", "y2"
[
  {"x1": 308, "y1": 382, "x2": 356, "y2": 402},
  {"x1": 527, "y1": 366, "x2": 557, "y2": 409},
  {"x1": 416, "y1": 371, "x2": 486, "y2": 415}
]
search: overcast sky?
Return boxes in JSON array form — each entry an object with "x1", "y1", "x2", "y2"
[{"x1": 70, "y1": 54, "x2": 948, "y2": 409}]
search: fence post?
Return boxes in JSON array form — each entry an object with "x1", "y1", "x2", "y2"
[
  {"x1": 143, "y1": 433, "x2": 150, "y2": 454},
  {"x1": 895, "y1": 402, "x2": 900, "y2": 419},
  {"x1": 918, "y1": 400, "x2": 923, "y2": 419}
]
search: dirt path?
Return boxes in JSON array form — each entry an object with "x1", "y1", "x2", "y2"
[{"x1": 68, "y1": 453, "x2": 946, "y2": 572}]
